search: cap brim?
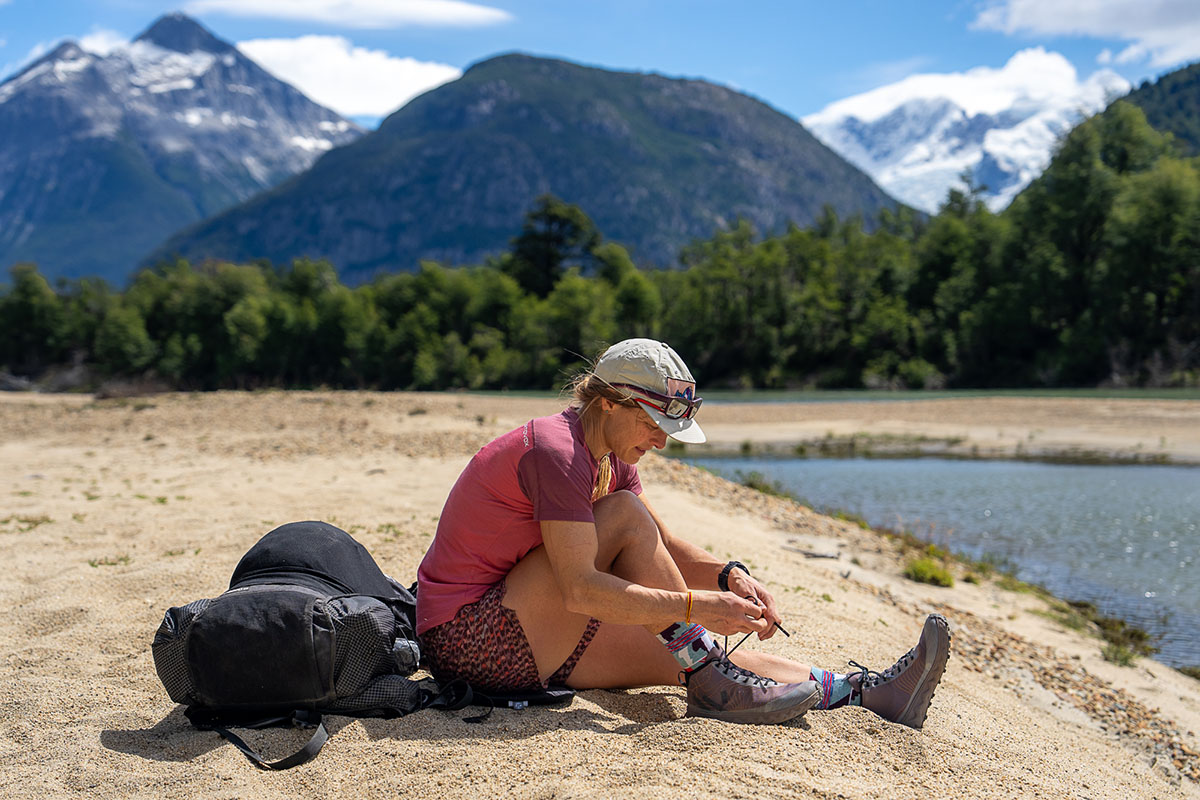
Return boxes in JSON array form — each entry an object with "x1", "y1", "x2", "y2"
[{"x1": 643, "y1": 406, "x2": 706, "y2": 444}]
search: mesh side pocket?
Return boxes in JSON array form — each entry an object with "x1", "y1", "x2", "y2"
[
  {"x1": 327, "y1": 597, "x2": 396, "y2": 698},
  {"x1": 151, "y1": 598, "x2": 211, "y2": 704},
  {"x1": 324, "y1": 674, "x2": 428, "y2": 717}
]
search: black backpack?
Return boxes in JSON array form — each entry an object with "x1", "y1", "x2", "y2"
[{"x1": 152, "y1": 521, "x2": 468, "y2": 769}]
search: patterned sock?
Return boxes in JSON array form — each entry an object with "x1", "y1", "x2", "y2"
[
  {"x1": 809, "y1": 667, "x2": 862, "y2": 709},
  {"x1": 656, "y1": 622, "x2": 716, "y2": 672}
]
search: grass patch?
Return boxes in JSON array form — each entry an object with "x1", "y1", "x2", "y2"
[
  {"x1": 877, "y1": 526, "x2": 951, "y2": 559},
  {"x1": 967, "y1": 552, "x2": 1017, "y2": 579},
  {"x1": 903, "y1": 557, "x2": 954, "y2": 587},
  {"x1": 1031, "y1": 601, "x2": 1092, "y2": 632},
  {"x1": 832, "y1": 509, "x2": 871, "y2": 530},
  {"x1": 1032, "y1": 598, "x2": 1159, "y2": 661},
  {"x1": 1068, "y1": 600, "x2": 1158, "y2": 657},
  {"x1": 1179, "y1": 666, "x2": 1200, "y2": 681},
  {"x1": 88, "y1": 554, "x2": 130, "y2": 567},
  {"x1": 1, "y1": 514, "x2": 53, "y2": 533},
  {"x1": 736, "y1": 470, "x2": 798, "y2": 501},
  {"x1": 1102, "y1": 643, "x2": 1138, "y2": 666},
  {"x1": 995, "y1": 573, "x2": 1036, "y2": 593},
  {"x1": 376, "y1": 522, "x2": 403, "y2": 540}
]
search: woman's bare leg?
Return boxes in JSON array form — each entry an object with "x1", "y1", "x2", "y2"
[
  {"x1": 501, "y1": 491, "x2": 813, "y2": 687},
  {"x1": 501, "y1": 489, "x2": 684, "y2": 682},
  {"x1": 566, "y1": 622, "x2": 814, "y2": 688}
]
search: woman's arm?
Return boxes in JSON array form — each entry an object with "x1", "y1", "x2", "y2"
[
  {"x1": 540, "y1": 518, "x2": 768, "y2": 636},
  {"x1": 637, "y1": 493, "x2": 725, "y2": 588},
  {"x1": 640, "y1": 492, "x2": 783, "y2": 640}
]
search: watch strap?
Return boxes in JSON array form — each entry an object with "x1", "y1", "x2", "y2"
[{"x1": 718, "y1": 560, "x2": 750, "y2": 592}]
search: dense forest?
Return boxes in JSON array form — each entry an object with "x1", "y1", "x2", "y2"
[{"x1": 2, "y1": 102, "x2": 1198, "y2": 391}]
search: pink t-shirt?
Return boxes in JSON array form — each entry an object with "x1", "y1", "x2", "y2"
[{"x1": 416, "y1": 409, "x2": 642, "y2": 634}]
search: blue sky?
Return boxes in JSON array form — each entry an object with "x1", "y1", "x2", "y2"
[{"x1": 2, "y1": 1, "x2": 1199, "y2": 128}]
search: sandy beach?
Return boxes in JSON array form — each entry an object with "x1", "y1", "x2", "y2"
[{"x1": 1, "y1": 391, "x2": 1198, "y2": 799}]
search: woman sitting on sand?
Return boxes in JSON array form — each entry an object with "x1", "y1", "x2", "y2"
[{"x1": 416, "y1": 338, "x2": 950, "y2": 726}]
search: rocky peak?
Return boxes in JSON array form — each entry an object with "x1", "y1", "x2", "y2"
[{"x1": 133, "y1": 12, "x2": 233, "y2": 55}]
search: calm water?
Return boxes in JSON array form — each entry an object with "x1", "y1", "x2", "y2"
[{"x1": 681, "y1": 456, "x2": 1200, "y2": 668}]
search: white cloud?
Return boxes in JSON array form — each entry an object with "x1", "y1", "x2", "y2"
[
  {"x1": 1114, "y1": 43, "x2": 1148, "y2": 65},
  {"x1": 186, "y1": 0, "x2": 512, "y2": 29},
  {"x1": 1096, "y1": 48, "x2": 1112, "y2": 65},
  {"x1": 805, "y1": 47, "x2": 1122, "y2": 126},
  {"x1": 973, "y1": 0, "x2": 1200, "y2": 68},
  {"x1": 79, "y1": 29, "x2": 128, "y2": 56},
  {"x1": 238, "y1": 35, "x2": 461, "y2": 117}
]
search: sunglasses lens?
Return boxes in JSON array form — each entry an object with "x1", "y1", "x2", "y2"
[{"x1": 620, "y1": 385, "x2": 701, "y2": 421}]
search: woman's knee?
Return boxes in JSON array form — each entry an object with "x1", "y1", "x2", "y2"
[{"x1": 593, "y1": 490, "x2": 659, "y2": 551}]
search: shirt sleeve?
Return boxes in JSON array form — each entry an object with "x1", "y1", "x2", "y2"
[{"x1": 516, "y1": 424, "x2": 597, "y2": 523}]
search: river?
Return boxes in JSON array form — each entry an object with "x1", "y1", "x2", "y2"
[{"x1": 678, "y1": 455, "x2": 1200, "y2": 668}]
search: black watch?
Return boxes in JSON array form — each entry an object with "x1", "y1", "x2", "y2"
[{"x1": 718, "y1": 560, "x2": 750, "y2": 592}]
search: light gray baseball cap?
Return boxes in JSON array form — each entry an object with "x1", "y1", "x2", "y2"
[{"x1": 594, "y1": 338, "x2": 706, "y2": 443}]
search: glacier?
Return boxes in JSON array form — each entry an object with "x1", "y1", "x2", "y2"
[{"x1": 803, "y1": 48, "x2": 1131, "y2": 213}]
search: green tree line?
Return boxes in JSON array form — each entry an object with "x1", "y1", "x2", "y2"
[{"x1": 2, "y1": 102, "x2": 1198, "y2": 391}]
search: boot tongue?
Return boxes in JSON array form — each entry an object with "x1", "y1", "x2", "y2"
[
  {"x1": 877, "y1": 647, "x2": 917, "y2": 683},
  {"x1": 716, "y1": 657, "x2": 777, "y2": 687}
]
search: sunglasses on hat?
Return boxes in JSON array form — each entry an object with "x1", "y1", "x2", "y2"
[{"x1": 613, "y1": 383, "x2": 703, "y2": 420}]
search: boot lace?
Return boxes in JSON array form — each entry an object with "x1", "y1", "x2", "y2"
[
  {"x1": 849, "y1": 642, "x2": 917, "y2": 690},
  {"x1": 680, "y1": 630, "x2": 776, "y2": 688}
]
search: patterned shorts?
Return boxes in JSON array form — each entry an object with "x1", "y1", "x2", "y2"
[{"x1": 421, "y1": 581, "x2": 601, "y2": 692}]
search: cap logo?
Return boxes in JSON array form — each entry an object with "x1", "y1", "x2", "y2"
[{"x1": 666, "y1": 378, "x2": 695, "y2": 400}]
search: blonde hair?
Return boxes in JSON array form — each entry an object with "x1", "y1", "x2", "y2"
[
  {"x1": 592, "y1": 453, "x2": 613, "y2": 502},
  {"x1": 566, "y1": 370, "x2": 640, "y2": 416},
  {"x1": 564, "y1": 366, "x2": 640, "y2": 502}
]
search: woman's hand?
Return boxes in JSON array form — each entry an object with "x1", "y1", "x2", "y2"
[
  {"x1": 690, "y1": 590, "x2": 772, "y2": 637},
  {"x1": 726, "y1": 568, "x2": 783, "y2": 640}
]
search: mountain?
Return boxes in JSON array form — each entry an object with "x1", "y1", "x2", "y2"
[
  {"x1": 1123, "y1": 61, "x2": 1200, "y2": 157},
  {"x1": 0, "y1": 13, "x2": 362, "y2": 283},
  {"x1": 150, "y1": 53, "x2": 901, "y2": 282},
  {"x1": 803, "y1": 49, "x2": 1130, "y2": 213}
]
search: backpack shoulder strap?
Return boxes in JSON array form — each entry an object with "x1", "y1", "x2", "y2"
[{"x1": 185, "y1": 708, "x2": 328, "y2": 771}]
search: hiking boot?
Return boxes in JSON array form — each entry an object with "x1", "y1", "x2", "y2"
[
  {"x1": 683, "y1": 644, "x2": 820, "y2": 724},
  {"x1": 856, "y1": 613, "x2": 951, "y2": 729}
]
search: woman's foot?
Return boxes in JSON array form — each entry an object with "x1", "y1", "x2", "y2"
[
  {"x1": 856, "y1": 613, "x2": 951, "y2": 729},
  {"x1": 683, "y1": 644, "x2": 820, "y2": 724}
]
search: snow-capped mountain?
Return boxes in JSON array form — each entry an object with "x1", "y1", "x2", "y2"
[
  {"x1": 803, "y1": 49, "x2": 1130, "y2": 213},
  {"x1": 0, "y1": 13, "x2": 362, "y2": 282}
]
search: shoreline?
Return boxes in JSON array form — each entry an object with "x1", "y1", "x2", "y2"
[
  {"x1": 691, "y1": 396, "x2": 1200, "y2": 466},
  {"x1": 668, "y1": 435, "x2": 1193, "y2": 466}
]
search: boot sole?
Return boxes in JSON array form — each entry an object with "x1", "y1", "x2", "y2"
[
  {"x1": 894, "y1": 613, "x2": 951, "y2": 729},
  {"x1": 686, "y1": 683, "x2": 821, "y2": 725}
]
